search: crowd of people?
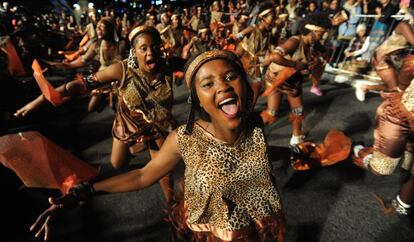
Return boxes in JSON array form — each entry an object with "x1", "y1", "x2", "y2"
[{"x1": 1, "y1": 0, "x2": 414, "y2": 241}]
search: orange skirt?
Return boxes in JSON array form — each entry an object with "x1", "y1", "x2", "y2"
[{"x1": 170, "y1": 199, "x2": 286, "y2": 242}]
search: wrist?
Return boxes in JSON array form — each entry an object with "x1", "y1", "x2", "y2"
[{"x1": 69, "y1": 181, "x2": 96, "y2": 201}]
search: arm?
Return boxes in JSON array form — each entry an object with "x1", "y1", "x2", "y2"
[
  {"x1": 261, "y1": 37, "x2": 302, "y2": 69},
  {"x1": 30, "y1": 130, "x2": 182, "y2": 240},
  {"x1": 45, "y1": 41, "x2": 98, "y2": 69},
  {"x1": 94, "y1": 130, "x2": 182, "y2": 192},
  {"x1": 351, "y1": 36, "x2": 370, "y2": 57},
  {"x1": 14, "y1": 62, "x2": 123, "y2": 117}
]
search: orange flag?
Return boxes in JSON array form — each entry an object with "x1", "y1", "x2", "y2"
[
  {"x1": 291, "y1": 129, "x2": 352, "y2": 171},
  {"x1": 31, "y1": 59, "x2": 66, "y2": 106},
  {"x1": 4, "y1": 38, "x2": 26, "y2": 77},
  {"x1": 0, "y1": 131, "x2": 98, "y2": 194}
]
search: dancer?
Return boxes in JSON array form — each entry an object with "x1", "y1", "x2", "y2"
[
  {"x1": 259, "y1": 13, "x2": 331, "y2": 145},
  {"x1": 355, "y1": 12, "x2": 414, "y2": 101},
  {"x1": 29, "y1": 50, "x2": 286, "y2": 242},
  {"x1": 15, "y1": 26, "x2": 181, "y2": 205},
  {"x1": 236, "y1": 1, "x2": 275, "y2": 104}
]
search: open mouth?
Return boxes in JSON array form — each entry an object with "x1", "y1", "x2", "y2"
[
  {"x1": 146, "y1": 59, "x2": 156, "y2": 70},
  {"x1": 218, "y1": 97, "x2": 239, "y2": 119}
]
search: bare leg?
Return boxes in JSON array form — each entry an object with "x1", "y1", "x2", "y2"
[
  {"x1": 287, "y1": 95, "x2": 303, "y2": 136},
  {"x1": 149, "y1": 137, "x2": 174, "y2": 206},
  {"x1": 399, "y1": 175, "x2": 414, "y2": 205},
  {"x1": 261, "y1": 90, "x2": 282, "y2": 125},
  {"x1": 110, "y1": 138, "x2": 130, "y2": 169},
  {"x1": 250, "y1": 81, "x2": 262, "y2": 107}
]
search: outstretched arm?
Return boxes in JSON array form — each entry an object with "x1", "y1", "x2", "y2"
[
  {"x1": 94, "y1": 130, "x2": 182, "y2": 193},
  {"x1": 30, "y1": 130, "x2": 182, "y2": 241},
  {"x1": 14, "y1": 62, "x2": 123, "y2": 117}
]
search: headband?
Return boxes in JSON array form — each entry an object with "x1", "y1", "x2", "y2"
[
  {"x1": 128, "y1": 25, "x2": 160, "y2": 43},
  {"x1": 198, "y1": 28, "x2": 209, "y2": 34},
  {"x1": 185, "y1": 50, "x2": 243, "y2": 88},
  {"x1": 304, "y1": 24, "x2": 325, "y2": 32},
  {"x1": 258, "y1": 8, "x2": 273, "y2": 18}
]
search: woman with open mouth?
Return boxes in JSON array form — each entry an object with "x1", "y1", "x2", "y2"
[
  {"x1": 30, "y1": 50, "x2": 286, "y2": 242},
  {"x1": 14, "y1": 25, "x2": 184, "y2": 208}
]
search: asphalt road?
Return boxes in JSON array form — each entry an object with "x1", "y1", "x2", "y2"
[{"x1": 2, "y1": 75, "x2": 414, "y2": 242}]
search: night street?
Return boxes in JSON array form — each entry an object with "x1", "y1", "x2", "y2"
[{"x1": 3, "y1": 76, "x2": 414, "y2": 242}]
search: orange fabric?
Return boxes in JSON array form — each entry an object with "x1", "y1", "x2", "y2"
[
  {"x1": 173, "y1": 71, "x2": 184, "y2": 79},
  {"x1": 32, "y1": 59, "x2": 66, "y2": 106},
  {"x1": 292, "y1": 129, "x2": 352, "y2": 170},
  {"x1": 223, "y1": 43, "x2": 236, "y2": 52},
  {"x1": 0, "y1": 131, "x2": 98, "y2": 194},
  {"x1": 79, "y1": 34, "x2": 89, "y2": 47},
  {"x1": 5, "y1": 38, "x2": 26, "y2": 77},
  {"x1": 262, "y1": 67, "x2": 296, "y2": 97}
]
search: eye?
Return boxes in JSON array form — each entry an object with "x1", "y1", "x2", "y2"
[
  {"x1": 225, "y1": 72, "x2": 239, "y2": 82},
  {"x1": 139, "y1": 47, "x2": 147, "y2": 53},
  {"x1": 200, "y1": 79, "x2": 213, "y2": 89}
]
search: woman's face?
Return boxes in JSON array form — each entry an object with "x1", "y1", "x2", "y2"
[
  {"x1": 309, "y1": 2, "x2": 317, "y2": 12},
  {"x1": 194, "y1": 59, "x2": 246, "y2": 130},
  {"x1": 172, "y1": 17, "x2": 179, "y2": 27},
  {"x1": 133, "y1": 33, "x2": 160, "y2": 73},
  {"x1": 96, "y1": 21, "x2": 110, "y2": 39},
  {"x1": 310, "y1": 30, "x2": 325, "y2": 42},
  {"x1": 262, "y1": 12, "x2": 275, "y2": 30}
]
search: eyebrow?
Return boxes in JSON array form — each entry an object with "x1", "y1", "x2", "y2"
[{"x1": 199, "y1": 74, "x2": 214, "y2": 81}]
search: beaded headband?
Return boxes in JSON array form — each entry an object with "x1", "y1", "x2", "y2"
[
  {"x1": 304, "y1": 24, "x2": 325, "y2": 32},
  {"x1": 185, "y1": 50, "x2": 243, "y2": 88},
  {"x1": 258, "y1": 8, "x2": 273, "y2": 17},
  {"x1": 128, "y1": 25, "x2": 160, "y2": 43}
]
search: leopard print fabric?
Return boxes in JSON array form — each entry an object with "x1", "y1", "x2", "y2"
[{"x1": 176, "y1": 123, "x2": 282, "y2": 231}]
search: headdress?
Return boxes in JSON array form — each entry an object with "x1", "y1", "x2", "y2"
[
  {"x1": 128, "y1": 25, "x2": 160, "y2": 43},
  {"x1": 304, "y1": 24, "x2": 326, "y2": 32},
  {"x1": 258, "y1": 2, "x2": 274, "y2": 18}
]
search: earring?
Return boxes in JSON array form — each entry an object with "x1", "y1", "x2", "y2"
[{"x1": 127, "y1": 49, "x2": 138, "y2": 69}]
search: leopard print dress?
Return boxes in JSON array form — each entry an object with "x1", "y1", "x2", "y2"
[{"x1": 176, "y1": 123, "x2": 284, "y2": 241}]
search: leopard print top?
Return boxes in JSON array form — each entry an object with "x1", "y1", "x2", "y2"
[{"x1": 176, "y1": 123, "x2": 282, "y2": 231}]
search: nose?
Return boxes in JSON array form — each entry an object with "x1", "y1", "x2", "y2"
[{"x1": 217, "y1": 80, "x2": 233, "y2": 94}]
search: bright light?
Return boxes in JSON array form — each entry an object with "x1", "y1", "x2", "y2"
[
  {"x1": 73, "y1": 3, "x2": 80, "y2": 10},
  {"x1": 88, "y1": 3, "x2": 94, "y2": 9}
]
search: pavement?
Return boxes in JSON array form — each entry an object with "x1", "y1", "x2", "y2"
[{"x1": 2, "y1": 73, "x2": 414, "y2": 242}]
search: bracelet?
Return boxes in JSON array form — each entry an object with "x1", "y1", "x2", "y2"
[
  {"x1": 69, "y1": 182, "x2": 96, "y2": 201},
  {"x1": 236, "y1": 32, "x2": 244, "y2": 40},
  {"x1": 84, "y1": 74, "x2": 101, "y2": 90}
]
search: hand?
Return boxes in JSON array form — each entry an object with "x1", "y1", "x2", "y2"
[
  {"x1": 344, "y1": 51, "x2": 353, "y2": 58},
  {"x1": 14, "y1": 95, "x2": 45, "y2": 117},
  {"x1": 30, "y1": 194, "x2": 80, "y2": 241},
  {"x1": 294, "y1": 61, "x2": 307, "y2": 71}
]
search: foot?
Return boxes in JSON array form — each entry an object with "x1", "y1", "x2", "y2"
[
  {"x1": 290, "y1": 135, "x2": 305, "y2": 146},
  {"x1": 310, "y1": 86, "x2": 323, "y2": 96},
  {"x1": 373, "y1": 193, "x2": 411, "y2": 216},
  {"x1": 355, "y1": 83, "x2": 367, "y2": 102},
  {"x1": 260, "y1": 110, "x2": 278, "y2": 125},
  {"x1": 352, "y1": 145, "x2": 373, "y2": 169}
]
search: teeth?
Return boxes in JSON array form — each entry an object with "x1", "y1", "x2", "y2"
[{"x1": 219, "y1": 98, "x2": 236, "y2": 106}]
